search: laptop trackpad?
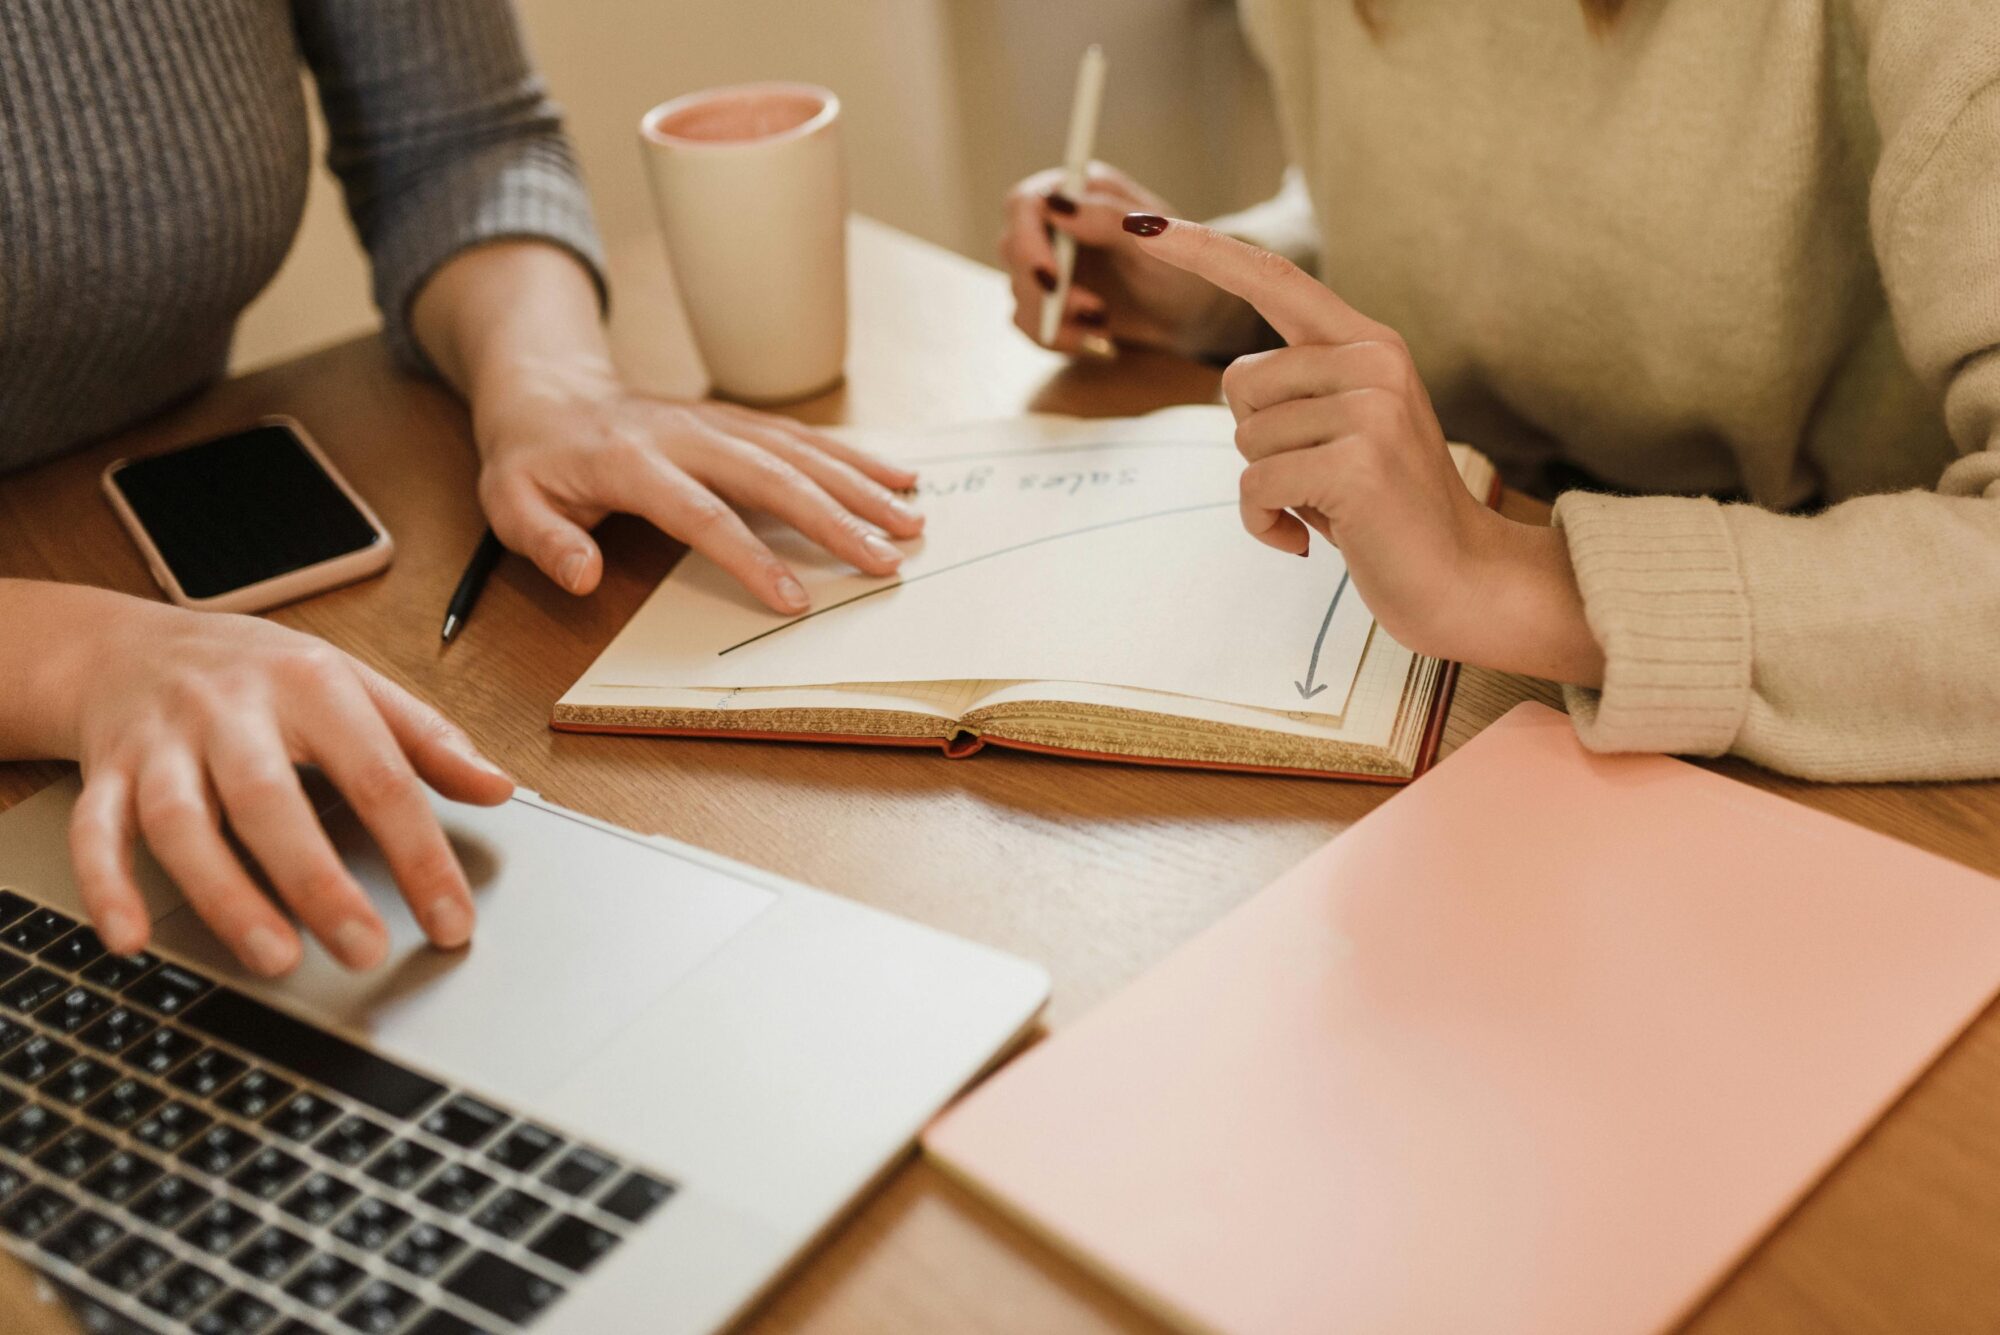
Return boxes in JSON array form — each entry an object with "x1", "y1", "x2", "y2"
[{"x1": 148, "y1": 793, "x2": 777, "y2": 1105}]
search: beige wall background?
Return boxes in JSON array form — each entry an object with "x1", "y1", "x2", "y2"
[{"x1": 232, "y1": 0, "x2": 1284, "y2": 372}]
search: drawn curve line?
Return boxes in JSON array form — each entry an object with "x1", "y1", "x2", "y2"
[{"x1": 717, "y1": 500, "x2": 1237, "y2": 657}]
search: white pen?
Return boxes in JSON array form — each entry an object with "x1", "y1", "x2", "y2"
[{"x1": 1041, "y1": 43, "x2": 1108, "y2": 348}]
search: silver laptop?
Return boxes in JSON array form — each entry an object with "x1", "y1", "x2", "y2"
[{"x1": 0, "y1": 777, "x2": 1048, "y2": 1334}]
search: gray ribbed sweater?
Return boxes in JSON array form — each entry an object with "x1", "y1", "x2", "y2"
[{"x1": 0, "y1": 0, "x2": 605, "y2": 470}]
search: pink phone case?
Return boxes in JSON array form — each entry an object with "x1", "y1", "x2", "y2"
[{"x1": 102, "y1": 415, "x2": 394, "y2": 614}]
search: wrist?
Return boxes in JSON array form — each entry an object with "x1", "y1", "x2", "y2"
[
  {"x1": 0, "y1": 582, "x2": 153, "y2": 760},
  {"x1": 1452, "y1": 518, "x2": 1606, "y2": 686}
]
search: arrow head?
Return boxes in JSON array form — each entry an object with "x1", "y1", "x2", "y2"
[{"x1": 1294, "y1": 680, "x2": 1328, "y2": 700}]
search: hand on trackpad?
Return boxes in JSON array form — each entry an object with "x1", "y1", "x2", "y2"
[{"x1": 150, "y1": 793, "x2": 776, "y2": 1104}]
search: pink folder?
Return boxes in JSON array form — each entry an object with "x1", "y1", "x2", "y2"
[{"x1": 924, "y1": 703, "x2": 2000, "y2": 1335}]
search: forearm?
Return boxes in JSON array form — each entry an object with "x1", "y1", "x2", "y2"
[
  {"x1": 410, "y1": 239, "x2": 615, "y2": 413},
  {"x1": 0, "y1": 580, "x2": 143, "y2": 760}
]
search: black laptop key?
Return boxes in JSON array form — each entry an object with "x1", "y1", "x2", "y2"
[
  {"x1": 0, "y1": 890, "x2": 32, "y2": 927},
  {"x1": 40, "y1": 1208, "x2": 123, "y2": 1265},
  {"x1": 0, "y1": 1086, "x2": 18, "y2": 1120},
  {"x1": 406, "y1": 1311, "x2": 491, "y2": 1335},
  {"x1": 333, "y1": 1196, "x2": 412, "y2": 1252},
  {"x1": 35, "y1": 1125, "x2": 114, "y2": 1178},
  {"x1": 78, "y1": 1004, "x2": 156, "y2": 1055},
  {"x1": 0, "y1": 948, "x2": 24, "y2": 985},
  {"x1": 266, "y1": 1089, "x2": 341, "y2": 1142},
  {"x1": 0, "y1": 1013, "x2": 31, "y2": 1055},
  {"x1": 84, "y1": 1077, "x2": 163, "y2": 1131},
  {"x1": 217, "y1": 1068, "x2": 295, "y2": 1120},
  {"x1": 142, "y1": 1261, "x2": 225, "y2": 1320},
  {"x1": 485, "y1": 1122, "x2": 561, "y2": 1174},
  {"x1": 338, "y1": 1277, "x2": 420, "y2": 1334},
  {"x1": 89, "y1": 1234, "x2": 173, "y2": 1292},
  {"x1": 181, "y1": 1199, "x2": 262, "y2": 1255},
  {"x1": 129, "y1": 1174, "x2": 212, "y2": 1229},
  {"x1": 0, "y1": 1183, "x2": 73, "y2": 1239},
  {"x1": 529, "y1": 1212, "x2": 619, "y2": 1273},
  {"x1": 599, "y1": 1170, "x2": 675, "y2": 1224},
  {"x1": 230, "y1": 1145, "x2": 307, "y2": 1200},
  {"x1": 82, "y1": 949, "x2": 158, "y2": 991},
  {"x1": 0, "y1": 1164, "x2": 25, "y2": 1202},
  {"x1": 43, "y1": 1055, "x2": 117, "y2": 1105},
  {"x1": 123, "y1": 1026, "x2": 200, "y2": 1076},
  {"x1": 39, "y1": 925, "x2": 108, "y2": 971},
  {"x1": 38, "y1": 984, "x2": 113, "y2": 1035},
  {"x1": 132, "y1": 1098, "x2": 210, "y2": 1152},
  {"x1": 80, "y1": 1149, "x2": 162, "y2": 1205},
  {"x1": 0, "y1": 1102, "x2": 69, "y2": 1153},
  {"x1": 444, "y1": 1249, "x2": 564, "y2": 1324},
  {"x1": 286, "y1": 1252, "x2": 365, "y2": 1309},
  {"x1": 542, "y1": 1145, "x2": 618, "y2": 1197},
  {"x1": 315, "y1": 1113, "x2": 391, "y2": 1165},
  {"x1": 383, "y1": 1221, "x2": 464, "y2": 1277},
  {"x1": 366, "y1": 1137, "x2": 442, "y2": 1190},
  {"x1": 419, "y1": 1162, "x2": 497, "y2": 1215},
  {"x1": 179, "y1": 1121, "x2": 261, "y2": 1176},
  {"x1": 468, "y1": 1186, "x2": 549, "y2": 1241},
  {"x1": 184, "y1": 987, "x2": 446, "y2": 1119},
  {"x1": 0, "y1": 965, "x2": 66, "y2": 1013},
  {"x1": 231, "y1": 1224, "x2": 311, "y2": 1282},
  {"x1": 1, "y1": 1033, "x2": 72, "y2": 1082},
  {"x1": 3, "y1": 907, "x2": 76, "y2": 953},
  {"x1": 171, "y1": 1047, "x2": 249, "y2": 1098},
  {"x1": 193, "y1": 1289, "x2": 281, "y2": 1335},
  {"x1": 422, "y1": 1093, "x2": 508, "y2": 1149},
  {"x1": 124, "y1": 962, "x2": 213, "y2": 1015},
  {"x1": 280, "y1": 1171, "x2": 358, "y2": 1225}
]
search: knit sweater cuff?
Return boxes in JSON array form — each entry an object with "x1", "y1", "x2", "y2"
[
  {"x1": 1551, "y1": 492, "x2": 1753, "y2": 756},
  {"x1": 368, "y1": 137, "x2": 609, "y2": 377}
]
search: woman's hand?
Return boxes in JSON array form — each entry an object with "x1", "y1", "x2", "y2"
[
  {"x1": 411, "y1": 241, "x2": 924, "y2": 616},
  {"x1": 1000, "y1": 163, "x2": 1253, "y2": 357},
  {"x1": 471, "y1": 360, "x2": 923, "y2": 614},
  {"x1": 1119, "y1": 214, "x2": 1606, "y2": 685},
  {"x1": 47, "y1": 593, "x2": 514, "y2": 976}
]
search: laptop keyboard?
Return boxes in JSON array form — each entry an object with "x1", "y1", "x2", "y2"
[{"x1": 0, "y1": 888, "x2": 676, "y2": 1334}]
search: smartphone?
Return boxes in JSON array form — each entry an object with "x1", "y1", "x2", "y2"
[{"x1": 103, "y1": 416, "x2": 394, "y2": 613}]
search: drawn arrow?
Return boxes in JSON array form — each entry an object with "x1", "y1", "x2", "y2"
[{"x1": 1294, "y1": 571, "x2": 1352, "y2": 701}]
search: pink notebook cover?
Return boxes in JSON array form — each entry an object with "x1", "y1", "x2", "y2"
[{"x1": 923, "y1": 703, "x2": 2000, "y2": 1335}]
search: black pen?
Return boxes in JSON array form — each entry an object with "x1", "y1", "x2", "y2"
[{"x1": 441, "y1": 528, "x2": 506, "y2": 644}]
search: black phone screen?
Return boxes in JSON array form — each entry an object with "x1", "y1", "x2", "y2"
[{"x1": 109, "y1": 424, "x2": 383, "y2": 600}]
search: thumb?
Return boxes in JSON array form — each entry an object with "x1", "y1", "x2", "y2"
[
  {"x1": 1049, "y1": 186, "x2": 1157, "y2": 248},
  {"x1": 1118, "y1": 214, "x2": 1382, "y2": 347},
  {"x1": 486, "y1": 485, "x2": 602, "y2": 596}
]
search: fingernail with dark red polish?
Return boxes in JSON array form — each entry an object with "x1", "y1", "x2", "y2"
[
  {"x1": 1122, "y1": 213, "x2": 1168, "y2": 237},
  {"x1": 1034, "y1": 267, "x2": 1056, "y2": 292},
  {"x1": 1045, "y1": 192, "x2": 1078, "y2": 215},
  {"x1": 1075, "y1": 308, "x2": 1109, "y2": 328}
]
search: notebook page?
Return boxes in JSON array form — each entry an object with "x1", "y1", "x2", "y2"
[
  {"x1": 570, "y1": 409, "x2": 1372, "y2": 717},
  {"x1": 558, "y1": 678, "x2": 992, "y2": 722},
  {"x1": 965, "y1": 626, "x2": 1413, "y2": 750}
]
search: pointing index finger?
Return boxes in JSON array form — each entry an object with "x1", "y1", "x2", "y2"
[{"x1": 1120, "y1": 213, "x2": 1380, "y2": 347}]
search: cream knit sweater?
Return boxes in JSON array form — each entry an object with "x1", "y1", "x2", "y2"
[{"x1": 1219, "y1": 0, "x2": 2000, "y2": 782}]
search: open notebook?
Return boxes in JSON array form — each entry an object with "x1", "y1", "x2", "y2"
[{"x1": 554, "y1": 407, "x2": 1498, "y2": 781}]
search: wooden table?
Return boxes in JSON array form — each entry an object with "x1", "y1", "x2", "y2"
[{"x1": 4, "y1": 218, "x2": 2000, "y2": 1335}]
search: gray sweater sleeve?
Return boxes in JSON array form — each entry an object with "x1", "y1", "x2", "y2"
[{"x1": 291, "y1": 0, "x2": 607, "y2": 372}]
